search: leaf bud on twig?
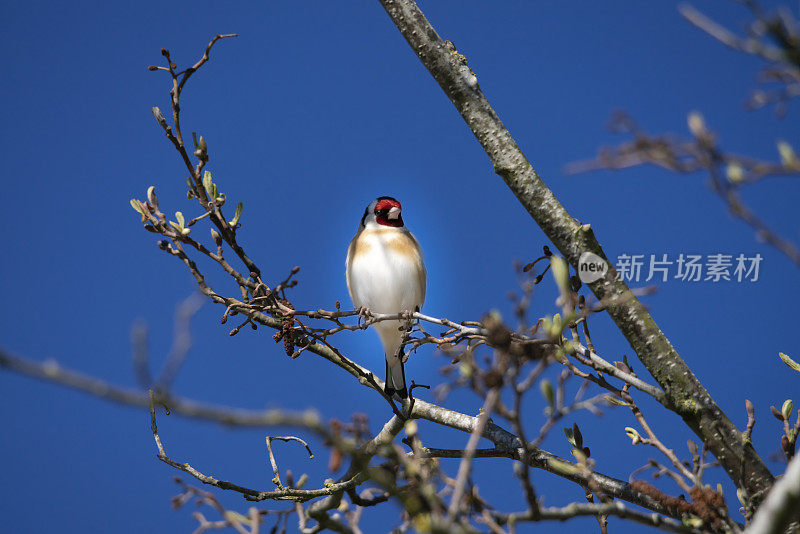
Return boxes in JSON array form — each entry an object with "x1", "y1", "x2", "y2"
[
  {"x1": 210, "y1": 228, "x2": 222, "y2": 247},
  {"x1": 779, "y1": 352, "x2": 800, "y2": 373},
  {"x1": 625, "y1": 427, "x2": 642, "y2": 445},
  {"x1": 540, "y1": 379, "x2": 554, "y2": 408},
  {"x1": 229, "y1": 202, "x2": 243, "y2": 227},
  {"x1": 777, "y1": 140, "x2": 800, "y2": 170},
  {"x1": 147, "y1": 186, "x2": 158, "y2": 209},
  {"x1": 782, "y1": 399, "x2": 793, "y2": 422}
]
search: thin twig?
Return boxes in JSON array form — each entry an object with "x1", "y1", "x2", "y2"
[{"x1": 266, "y1": 436, "x2": 314, "y2": 487}]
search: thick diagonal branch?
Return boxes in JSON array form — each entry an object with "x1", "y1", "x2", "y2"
[{"x1": 377, "y1": 0, "x2": 774, "y2": 504}]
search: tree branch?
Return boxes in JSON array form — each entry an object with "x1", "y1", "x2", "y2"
[
  {"x1": 0, "y1": 348, "x2": 326, "y2": 429},
  {"x1": 2, "y1": 346, "x2": 683, "y2": 519},
  {"x1": 492, "y1": 501, "x2": 700, "y2": 534},
  {"x1": 744, "y1": 452, "x2": 800, "y2": 534},
  {"x1": 377, "y1": 0, "x2": 774, "y2": 504}
]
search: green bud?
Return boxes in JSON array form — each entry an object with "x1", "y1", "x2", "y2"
[
  {"x1": 777, "y1": 141, "x2": 800, "y2": 170},
  {"x1": 604, "y1": 394, "x2": 629, "y2": 407},
  {"x1": 175, "y1": 211, "x2": 185, "y2": 229},
  {"x1": 412, "y1": 514, "x2": 432, "y2": 533},
  {"x1": 550, "y1": 256, "x2": 570, "y2": 296},
  {"x1": 625, "y1": 427, "x2": 641, "y2": 445},
  {"x1": 547, "y1": 314, "x2": 563, "y2": 338},
  {"x1": 210, "y1": 229, "x2": 222, "y2": 247},
  {"x1": 682, "y1": 516, "x2": 704, "y2": 529},
  {"x1": 779, "y1": 352, "x2": 800, "y2": 373},
  {"x1": 130, "y1": 199, "x2": 146, "y2": 216},
  {"x1": 224, "y1": 511, "x2": 248, "y2": 524},
  {"x1": 296, "y1": 473, "x2": 308, "y2": 489},
  {"x1": 541, "y1": 317, "x2": 552, "y2": 335},
  {"x1": 404, "y1": 420, "x2": 418, "y2": 437},
  {"x1": 202, "y1": 171, "x2": 214, "y2": 197},
  {"x1": 486, "y1": 310, "x2": 502, "y2": 323},
  {"x1": 782, "y1": 399, "x2": 793, "y2": 421},
  {"x1": 736, "y1": 487, "x2": 747, "y2": 507},
  {"x1": 151, "y1": 106, "x2": 164, "y2": 122},
  {"x1": 198, "y1": 136, "x2": 207, "y2": 152},
  {"x1": 459, "y1": 362, "x2": 473, "y2": 379},
  {"x1": 687, "y1": 111, "x2": 706, "y2": 138},
  {"x1": 564, "y1": 427, "x2": 575, "y2": 447},
  {"x1": 726, "y1": 162, "x2": 744, "y2": 183},
  {"x1": 540, "y1": 379, "x2": 554, "y2": 407},
  {"x1": 572, "y1": 423, "x2": 583, "y2": 449},
  {"x1": 229, "y1": 202, "x2": 243, "y2": 227},
  {"x1": 146, "y1": 186, "x2": 158, "y2": 209}
]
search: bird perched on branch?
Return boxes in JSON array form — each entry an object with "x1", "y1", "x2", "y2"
[{"x1": 346, "y1": 197, "x2": 426, "y2": 400}]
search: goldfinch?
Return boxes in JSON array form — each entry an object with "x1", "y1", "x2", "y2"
[{"x1": 346, "y1": 197, "x2": 426, "y2": 399}]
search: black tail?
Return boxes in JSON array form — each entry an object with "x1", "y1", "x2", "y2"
[{"x1": 384, "y1": 354, "x2": 408, "y2": 400}]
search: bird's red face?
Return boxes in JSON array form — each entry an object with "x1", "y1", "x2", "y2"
[{"x1": 374, "y1": 197, "x2": 403, "y2": 227}]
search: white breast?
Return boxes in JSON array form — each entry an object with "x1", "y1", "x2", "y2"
[{"x1": 346, "y1": 228, "x2": 426, "y2": 315}]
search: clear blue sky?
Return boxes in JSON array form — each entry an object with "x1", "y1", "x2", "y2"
[{"x1": 1, "y1": 1, "x2": 798, "y2": 532}]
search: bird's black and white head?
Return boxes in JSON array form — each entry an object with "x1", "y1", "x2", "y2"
[{"x1": 360, "y1": 196, "x2": 404, "y2": 229}]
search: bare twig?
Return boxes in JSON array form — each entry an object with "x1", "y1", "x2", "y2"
[
  {"x1": 567, "y1": 112, "x2": 800, "y2": 267},
  {"x1": 147, "y1": 395, "x2": 382, "y2": 504},
  {"x1": 0, "y1": 349, "x2": 327, "y2": 430},
  {"x1": 266, "y1": 436, "x2": 314, "y2": 488},
  {"x1": 446, "y1": 387, "x2": 500, "y2": 519},
  {"x1": 623, "y1": 391, "x2": 698, "y2": 492},
  {"x1": 156, "y1": 292, "x2": 205, "y2": 390},
  {"x1": 743, "y1": 399, "x2": 757, "y2": 445},
  {"x1": 492, "y1": 501, "x2": 699, "y2": 534}
]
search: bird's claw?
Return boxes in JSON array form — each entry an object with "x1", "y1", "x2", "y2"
[{"x1": 356, "y1": 306, "x2": 372, "y2": 326}]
